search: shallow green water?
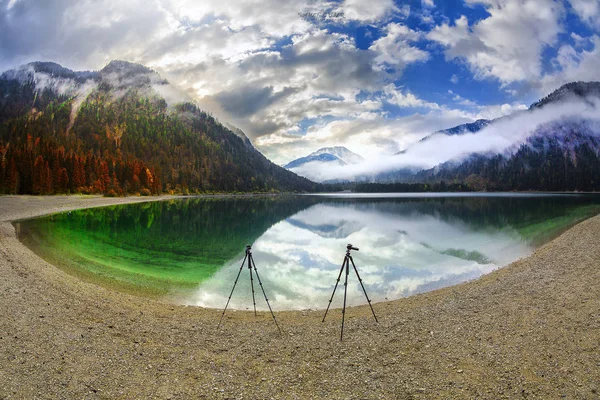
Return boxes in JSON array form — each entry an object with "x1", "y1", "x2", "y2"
[{"x1": 16, "y1": 193, "x2": 600, "y2": 309}]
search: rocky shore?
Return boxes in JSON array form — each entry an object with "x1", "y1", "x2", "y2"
[{"x1": 1, "y1": 195, "x2": 599, "y2": 399}]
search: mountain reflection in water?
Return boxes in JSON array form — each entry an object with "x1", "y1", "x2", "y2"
[
  {"x1": 189, "y1": 194, "x2": 600, "y2": 310},
  {"x1": 17, "y1": 194, "x2": 600, "y2": 310}
]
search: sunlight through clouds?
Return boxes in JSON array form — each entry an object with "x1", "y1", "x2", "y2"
[{"x1": 0, "y1": 0, "x2": 598, "y2": 167}]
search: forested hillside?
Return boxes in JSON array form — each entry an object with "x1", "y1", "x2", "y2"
[
  {"x1": 0, "y1": 61, "x2": 317, "y2": 195},
  {"x1": 371, "y1": 82, "x2": 600, "y2": 191},
  {"x1": 413, "y1": 120, "x2": 600, "y2": 191}
]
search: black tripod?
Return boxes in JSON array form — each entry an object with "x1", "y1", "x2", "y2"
[
  {"x1": 322, "y1": 244, "x2": 378, "y2": 340},
  {"x1": 217, "y1": 245, "x2": 281, "y2": 332}
]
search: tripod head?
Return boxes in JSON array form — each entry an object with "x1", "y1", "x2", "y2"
[
  {"x1": 347, "y1": 244, "x2": 359, "y2": 252},
  {"x1": 246, "y1": 244, "x2": 252, "y2": 254}
]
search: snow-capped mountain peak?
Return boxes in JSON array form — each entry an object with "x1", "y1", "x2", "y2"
[
  {"x1": 283, "y1": 146, "x2": 364, "y2": 181},
  {"x1": 284, "y1": 146, "x2": 363, "y2": 170},
  {"x1": 310, "y1": 146, "x2": 364, "y2": 164}
]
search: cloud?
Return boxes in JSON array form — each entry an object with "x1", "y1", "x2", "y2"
[
  {"x1": 1, "y1": 0, "x2": 596, "y2": 170},
  {"x1": 427, "y1": 0, "x2": 564, "y2": 84},
  {"x1": 568, "y1": 0, "x2": 600, "y2": 28},
  {"x1": 151, "y1": 79, "x2": 192, "y2": 106},
  {"x1": 0, "y1": 0, "x2": 321, "y2": 72},
  {"x1": 337, "y1": 0, "x2": 399, "y2": 23},
  {"x1": 370, "y1": 23, "x2": 429, "y2": 71},
  {"x1": 286, "y1": 95, "x2": 600, "y2": 182},
  {"x1": 161, "y1": 0, "x2": 320, "y2": 38},
  {"x1": 383, "y1": 84, "x2": 440, "y2": 109},
  {"x1": 0, "y1": 0, "x2": 175, "y2": 73},
  {"x1": 169, "y1": 28, "x2": 389, "y2": 146},
  {"x1": 258, "y1": 85, "x2": 532, "y2": 167},
  {"x1": 216, "y1": 85, "x2": 299, "y2": 118},
  {"x1": 258, "y1": 108, "x2": 477, "y2": 165},
  {"x1": 143, "y1": 21, "x2": 274, "y2": 68},
  {"x1": 384, "y1": 86, "x2": 527, "y2": 122},
  {"x1": 187, "y1": 202, "x2": 527, "y2": 310},
  {"x1": 474, "y1": 103, "x2": 529, "y2": 119},
  {"x1": 538, "y1": 34, "x2": 600, "y2": 94},
  {"x1": 448, "y1": 90, "x2": 528, "y2": 119}
]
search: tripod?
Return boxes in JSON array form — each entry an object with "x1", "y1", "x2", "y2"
[
  {"x1": 217, "y1": 245, "x2": 281, "y2": 332},
  {"x1": 322, "y1": 244, "x2": 378, "y2": 340}
]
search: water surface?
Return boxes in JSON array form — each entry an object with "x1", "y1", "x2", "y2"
[{"x1": 16, "y1": 193, "x2": 600, "y2": 310}]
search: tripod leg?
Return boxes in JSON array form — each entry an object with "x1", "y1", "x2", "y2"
[
  {"x1": 340, "y1": 257, "x2": 350, "y2": 341},
  {"x1": 251, "y1": 256, "x2": 282, "y2": 333},
  {"x1": 218, "y1": 253, "x2": 247, "y2": 329},
  {"x1": 322, "y1": 255, "x2": 348, "y2": 323},
  {"x1": 349, "y1": 256, "x2": 378, "y2": 323},
  {"x1": 248, "y1": 254, "x2": 257, "y2": 317}
]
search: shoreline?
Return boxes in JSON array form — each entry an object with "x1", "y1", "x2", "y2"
[
  {"x1": 2, "y1": 193, "x2": 286, "y2": 222},
  {"x1": 1, "y1": 195, "x2": 599, "y2": 398}
]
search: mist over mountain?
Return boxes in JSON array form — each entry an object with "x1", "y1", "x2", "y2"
[
  {"x1": 419, "y1": 119, "x2": 493, "y2": 143},
  {"x1": 0, "y1": 60, "x2": 316, "y2": 195},
  {"x1": 284, "y1": 146, "x2": 364, "y2": 182},
  {"x1": 301, "y1": 82, "x2": 600, "y2": 190},
  {"x1": 1, "y1": 58, "x2": 599, "y2": 194},
  {"x1": 409, "y1": 116, "x2": 600, "y2": 191},
  {"x1": 529, "y1": 82, "x2": 600, "y2": 110}
]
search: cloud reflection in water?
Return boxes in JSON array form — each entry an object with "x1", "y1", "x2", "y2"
[{"x1": 186, "y1": 201, "x2": 532, "y2": 310}]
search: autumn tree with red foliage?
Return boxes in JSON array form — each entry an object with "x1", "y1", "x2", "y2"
[{"x1": 0, "y1": 71, "x2": 316, "y2": 195}]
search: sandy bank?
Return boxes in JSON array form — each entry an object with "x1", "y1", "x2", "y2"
[{"x1": 1, "y1": 195, "x2": 599, "y2": 399}]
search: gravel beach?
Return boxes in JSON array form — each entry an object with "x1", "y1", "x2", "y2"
[{"x1": 1, "y1": 195, "x2": 599, "y2": 399}]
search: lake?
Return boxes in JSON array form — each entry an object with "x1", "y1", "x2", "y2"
[{"x1": 15, "y1": 193, "x2": 600, "y2": 310}]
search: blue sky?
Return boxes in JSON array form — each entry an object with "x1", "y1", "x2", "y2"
[{"x1": 1, "y1": 0, "x2": 599, "y2": 163}]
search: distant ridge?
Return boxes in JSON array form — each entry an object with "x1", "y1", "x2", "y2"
[
  {"x1": 284, "y1": 146, "x2": 364, "y2": 169},
  {"x1": 369, "y1": 81, "x2": 600, "y2": 191},
  {"x1": 530, "y1": 81, "x2": 600, "y2": 110}
]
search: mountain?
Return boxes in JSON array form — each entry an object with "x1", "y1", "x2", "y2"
[
  {"x1": 529, "y1": 81, "x2": 600, "y2": 110},
  {"x1": 284, "y1": 146, "x2": 364, "y2": 169},
  {"x1": 0, "y1": 60, "x2": 317, "y2": 195},
  {"x1": 284, "y1": 153, "x2": 344, "y2": 169},
  {"x1": 393, "y1": 120, "x2": 493, "y2": 156},
  {"x1": 414, "y1": 118, "x2": 600, "y2": 191},
  {"x1": 421, "y1": 119, "x2": 492, "y2": 142},
  {"x1": 223, "y1": 123, "x2": 254, "y2": 148},
  {"x1": 310, "y1": 146, "x2": 365, "y2": 164},
  {"x1": 370, "y1": 81, "x2": 600, "y2": 191},
  {"x1": 283, "y1": 146, "x2": 364, "y2": 181},
  {"x1": 0, "y1": 61, "x2": 97, "y2": 84},
  {"x1": 393, "y1": 119, "x2": 493, "y2": 155},
  {"x1": 286, "y1": 217, "x2": 364, "y2": 239}
]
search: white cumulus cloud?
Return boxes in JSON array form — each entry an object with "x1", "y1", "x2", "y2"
[{"x1": 427, "y1": 0, "x2": 564, "y2": 84}]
